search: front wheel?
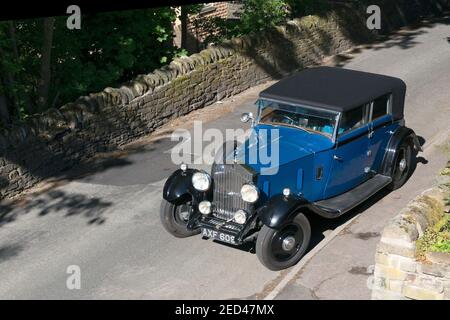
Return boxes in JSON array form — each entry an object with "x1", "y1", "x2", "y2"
[
  {"x1": 160, "y1": 199, "x2": 200, "y2": 238},
  {"x1": 256, "y1": 213, "x2": 311, "y2": 271}
]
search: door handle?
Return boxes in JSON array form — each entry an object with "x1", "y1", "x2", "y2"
[{"x1": 333, "y1": 155, "x2": 343, "y2": 161}]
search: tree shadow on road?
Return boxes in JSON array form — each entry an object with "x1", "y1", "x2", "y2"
[
  {"x1": 0, "y1": 188, "x2": 113, "y2": 228},
  {"x1": 0, "y1": 243, "x2": 24, "y2": 264},
  {"x1": 326, "y1": 13, "x2": 450, "y2": 68}
]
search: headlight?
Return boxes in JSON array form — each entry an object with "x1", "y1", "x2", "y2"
[
  {"x1": 198, "y1": 201, "x2": 211, "y2": 215},
  {"x1": 234, "y1": 210, "x2": 247, "y2": 224},
  {"x1": 240, "y1": 184, "x2": 259, "y2": 203},
  {"x1": 192, "y1": 172, "x2": 211, "y2": 191}
]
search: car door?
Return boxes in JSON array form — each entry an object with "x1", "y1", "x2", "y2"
[
  {"x1": 323, "y1": 104, "x2": 371, "y2": 199},
  {"x1": 367, "y1": 94, "x2": 396, "y2": 173}
]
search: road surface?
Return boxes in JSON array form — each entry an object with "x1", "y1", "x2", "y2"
[{"x1": 0, "y1": 17, "x2": 449, "y2": 299}]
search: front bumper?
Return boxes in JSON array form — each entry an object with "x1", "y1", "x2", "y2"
[{"x1": 198, "y1": 213, "x2": 257, "y2": 245}]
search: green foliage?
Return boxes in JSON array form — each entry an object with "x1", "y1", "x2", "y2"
[
  {"x1": 238, "y1": 0, "x2": 289, "y2": 34},
  {"x1": 52, "y1": 8, "x2": 178, "y2": 105},
  {"x1": 197, "y1": 0, "x2": 289, "y2": 45},
  {"x1": 416, "y1": 213, "x2": 450, "y2": 259},
  {"x1": 198, "y1": 0, "x2": 330, "y2": 47},
  {"x1": 0, "y1": 7, "x2": 180, "y2": 121},
  {"x1": 0, "y1": 1, "x2": 334, "y2": 123}
]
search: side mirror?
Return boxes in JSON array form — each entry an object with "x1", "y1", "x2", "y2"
[{"x1": 240, "y1": 112, "x2": 254, "y2": 123}]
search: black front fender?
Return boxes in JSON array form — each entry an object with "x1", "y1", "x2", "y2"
[
  {"x1": 257, "y1": 194, "x2": 309, "y2": 228},
  {"x1": 163, "y1": 169, "x2": 207, "y2": 204}
]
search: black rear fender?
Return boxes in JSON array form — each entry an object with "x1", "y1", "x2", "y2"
[{"x1": 380, "y1": 126, "x2": 422, "y2": 177}]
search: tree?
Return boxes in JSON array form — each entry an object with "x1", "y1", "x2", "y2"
[
  {"x1": 0, "y1": 7, "x2": 180, "y2": 121},
  {"x1": 239, "y1": 0, "x2": 289, "y2": 34},
  {"x1": 37, "y1": 17, "x2": 55, "y2": 112},
  {"x1": 197, "y1": 0, "x2": 290, "y2": 45},
  {"x1": 179, "y1": 4, "x2": 203, "y2": 52}
]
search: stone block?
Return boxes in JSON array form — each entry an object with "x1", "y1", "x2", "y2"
[
  {"x1": 426, "y1": 252, "x2": 450, "y2": 265},
  {"x1": 375, "y1": 252, "x2": 417, "y2": 272},
  {"x1": 419, "y1": 259, "x2": 450, "y2": 279},
  {"x1": 391, "y1": 254, "x2": 417, "y2": 273},
  {"x1": 377, "y1": 238, "x2": 416, "y2": 258},
  {"x1": 387, "y1": 279, "x2": 405, "y2": 292},
  {"x1": 371, "y1": 288, "x2": 408, "y2": 300},
  {"x1": 382, "y1": 211, "x2": 419, "y2": 242},
  {"x1": 374, "y1": 264, "x2": 409, "y2": 281},
  {"x1": 403, "y1": 285, "x2": 444, "y2": 300}
]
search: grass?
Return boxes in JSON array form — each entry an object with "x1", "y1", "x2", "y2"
[
  {"x1": 416, "y1": 213, "x2": 450, "y2": 260},
  {"x1": 415, "y1": 158, "x2": 450, "y2": 260}
]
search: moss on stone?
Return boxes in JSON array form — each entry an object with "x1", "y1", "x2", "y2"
[{"x1": 416, "y1": 196, "x2": 450, "y2": 260}]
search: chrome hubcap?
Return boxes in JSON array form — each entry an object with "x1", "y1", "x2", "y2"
[
  {"x1": 282, "y1": 236, "x2": 296, "y2": 251},
  {"x1": 179, "y1": 210, "x2": 189, "y2": 221},
  {"x1": 399, "y1": 158, "x2": 407, "y2": 172}
]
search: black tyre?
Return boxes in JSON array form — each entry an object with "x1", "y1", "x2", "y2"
[
  {"x1": 160, "y1": 199, "x2": 200, "y2": 238},
  {"x1": 256, "y1": 213, "x2": 311, "y2": 271},
  {"x1": 386, "y1": 137, "x2": 413, "y2": 191}
]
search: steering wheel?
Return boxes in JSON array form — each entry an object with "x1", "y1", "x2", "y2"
[{"x1": 273, "y1": 114, "x2": 295, "y2": 125}]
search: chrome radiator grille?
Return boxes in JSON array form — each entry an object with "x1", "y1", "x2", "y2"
[{"x1": 211, "y1": 163, "x2": 256, "y2": 220}]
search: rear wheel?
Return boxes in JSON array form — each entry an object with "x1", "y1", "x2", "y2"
[
  {"x1": 386, "y1": 137, "x2": 413, "y2": 191},
  {"x1": 160, "y1": 199, "x2": 200, "y2": 238},
  {"x1": 256, "y1": 213, "x2": 311, "y2": 271}
]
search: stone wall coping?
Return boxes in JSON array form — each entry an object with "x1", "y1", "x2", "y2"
[{"x1": 372, "y1": 176, "x2": 450, "y2": 300}]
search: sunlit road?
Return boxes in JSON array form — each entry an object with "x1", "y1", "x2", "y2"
[{"x1": 0, "y1": 17, "x2": 449, "y2": 299}]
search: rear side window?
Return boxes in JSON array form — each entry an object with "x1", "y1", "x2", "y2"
[
  {"x1": 371, "y1": 94, "x2": 391, "y2": 120},
  {"x1": 339, "y1": 104, "x2": 369, "y2": 134}
]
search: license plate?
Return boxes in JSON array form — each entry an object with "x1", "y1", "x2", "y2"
[{"x1": 201, "y1": 228, "x2": 237, "y2": 245}]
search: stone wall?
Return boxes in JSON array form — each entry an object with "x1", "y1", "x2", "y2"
[
  {"x1": 372, "y1": 183, "x2": 450, "y2": 300},
  {"x1": 0, "y1": 1, "x2": 447, "y2": 200}
]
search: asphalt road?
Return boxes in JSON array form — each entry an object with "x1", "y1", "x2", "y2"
[{"x1": 0, "y1": 18, "x2": 449, "y2": 299}]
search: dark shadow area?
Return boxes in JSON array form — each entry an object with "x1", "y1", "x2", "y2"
[
  {"x1": 0, "y1": 189, "x2": 112, "y2": 227},
  {"x1": 0, "y1": 243, "x2": 23, "y2": 263},
  {"x1": 77, "y1": 136, "x2": 180, "y2": 186},
  {"x1": 211, "y1": 238, "x2": 256, "y2": 254},
  {"x1": 0, "y1": 176, "x2": 8, "y2": 191},
  {"x1": 306, "y1": 187, "x2": 391, "y2": 252},
  {"x1": 369, "y1": 29, "x2": 428, "y2": 51},
  {"x1": 322, "y1": 8, "x2": 449, "y2": 68},
  {"x1": 417, "y1": 135, "x2": 426, "y2": 147}
]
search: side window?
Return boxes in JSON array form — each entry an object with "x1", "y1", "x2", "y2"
[
  {"x1": 339, "y1": 104, "x2": 369, "y2": 134},
  {"x1": 371, "y1": 94, "x2": 391, "y2": 120}
]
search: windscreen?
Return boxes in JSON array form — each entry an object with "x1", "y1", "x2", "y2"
[{"x1": 257, "y1": 99, "x2": 338, "y2": 138}]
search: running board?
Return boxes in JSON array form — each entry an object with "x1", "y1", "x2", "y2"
[{"x1": 314, "y1": 174, "x2": 392, "y2": 216}]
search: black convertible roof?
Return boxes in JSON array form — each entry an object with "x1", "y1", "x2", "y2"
[{"x1": 259, "y1": 67, "x2": 406, "y2": 120}]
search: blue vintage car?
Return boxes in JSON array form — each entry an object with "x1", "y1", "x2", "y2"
[{"x1": 161, "y1": 67, "x2": 422, "y2": 270}]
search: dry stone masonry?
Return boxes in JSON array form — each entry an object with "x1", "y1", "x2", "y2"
[{"x1": 372, "y1": 181, "x2": 450, "y2": 300}]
